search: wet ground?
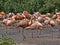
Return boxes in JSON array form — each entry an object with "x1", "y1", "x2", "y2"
[{"x1": 0, "y1": 20, "x2": 60, "y2": 45}]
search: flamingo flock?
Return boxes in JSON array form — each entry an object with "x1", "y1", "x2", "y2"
[{"x1": 0, "y1": 11, "x2": 60, "y2": 40}]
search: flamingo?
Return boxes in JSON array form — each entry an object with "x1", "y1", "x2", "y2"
[
  {"x1": 0, "y1": 11, "x2": 6, "y2": 20},
  {"x1": 44, "y1": 20, "x2": 50, "y2": 25},
  {"x1": 16, "y1": 17, "x2": 35, "y2": 40},
  {"x1": 3, "y1": 18, "x2": 16, "y2": 33},
  {"x1": 33, "y1": 12, "x2": 41, "y2": 19},
  {"x1": 46, "y1": 13, "x2": 51, "y2": 17},
  {"x1": 22, "y1": 11, "x2": 32, "y2": 19},
  {"x1": 0, "y1": 11, "x2": 5, "y2": 15},
  {"x1": 16, "y1": 15, "x2": 35, "y2": 28},
  {"x1": 43, "y1": 17, "x2": 51, "y2": 20},
  {"x1": 3, "y1": 18, "x2": 16, "y2": 26},
  {"x1": 56, "y1": 17, "x2": 60, "y2": 24},
  {"x1": 52, "y1": 15, "x2": 57, "y2": 19},
  {"x1": 44, "y1": 17, "x2": 55, "y2": 39},
  {"x1": 6, "y1": 13, "x2": 15, "y2": 18},
  {"x1": 49, "y1": 20, "x2": 56, "y2": 39},
  {"x1": 49, "y1": 20, "x2": 55, "y2": 27},
  {"x1": 43, "y1": 17, "x2": 51, "y2": 24},
  {"x1": 36, "y1": 14, "x2": 50, "y2": 23},
  {"x1": 56, "y1": 12, "x2": 60, "y2": 17},
  {"x1": 25, "y1": 21, "x2": 44, "y2": 38},
  {"x1": 26, "y1": 21, "x2": 44, "y2": 30},
  {"x1": 11, "y1": 13, "x2": 26, "y2": 20}
]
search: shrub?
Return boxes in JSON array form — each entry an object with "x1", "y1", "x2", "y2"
[
  {"x1": 0, "y1": 0, "x2": 60, "y2": 14},
  {"x1": 0, "y1": 34, "x2": 16, "y2": 45}
]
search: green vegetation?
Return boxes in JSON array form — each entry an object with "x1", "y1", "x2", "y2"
[
  {"x1": 0, "y1": 34, "x2": 16, "y2": 45},
  {"x1": 0, "y1": 0, "x2": 60, "y2": 14}
]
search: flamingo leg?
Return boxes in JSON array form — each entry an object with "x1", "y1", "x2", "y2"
[
  {"x1": 39, "y1": 30, "x2": 41, "y2": 37},
  {"x1": 19, "y1": 29, "x2": 20, "y2": 32},
  {"x1": 37, "y1": 29, "x2": 41, "y2": 38},
  {"x1": 51, "y1": 27, "x2": 54, "y2": 40},
  {"x1": 40, "y1": 30, "x2": 41, "y2": 35},
  {"x1": 32, "y1": 30, "x2": 34, "y2": 38},
  {"x1": 18, "y1": 28, "x2": 20, "y2": 33},
  {"x1": 6, "y1": 25, "x2": 7, "y2": 34},
  {"x1": 22, "y1": 28, "x2": 26, "y2": 40},
  {"x1": 36, "y1": 30, "x2": 40, "y2": 38}
]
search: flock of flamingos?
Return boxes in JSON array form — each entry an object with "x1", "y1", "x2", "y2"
[{"x1": 0, "y1": 11, "x2": 60, "y2": 40}]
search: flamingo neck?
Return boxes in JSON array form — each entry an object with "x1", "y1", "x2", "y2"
[{"x1": 29, "y1": 19, "x2": 34, "y2": 26}]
